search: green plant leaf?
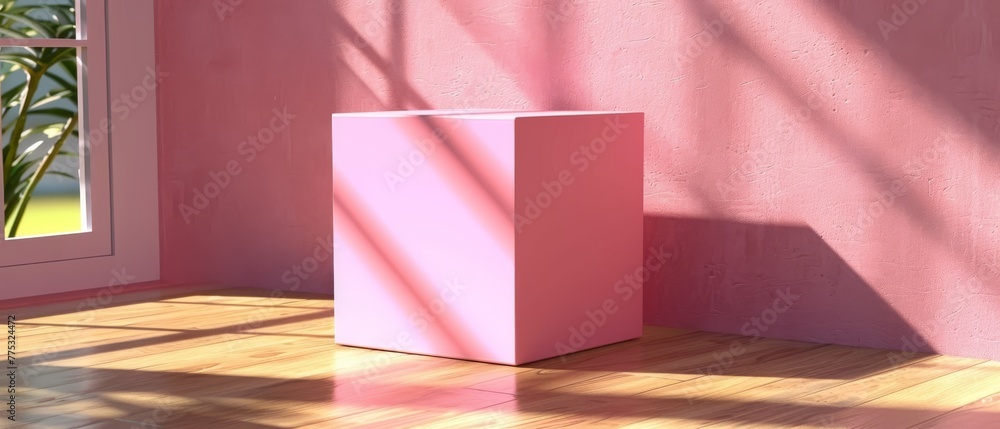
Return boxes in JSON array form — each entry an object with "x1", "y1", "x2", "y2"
[{"x1": 0, "y1": 11, "x2": 55, "y2": 38}]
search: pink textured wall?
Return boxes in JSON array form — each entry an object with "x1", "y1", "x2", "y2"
[{"x1": 156, "y1": 1, "x2": 1000, "y2": 360}]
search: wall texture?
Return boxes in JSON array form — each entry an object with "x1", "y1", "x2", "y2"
[{"x1": 156, "y1": 0, "x2": 1000, "y2": 360}]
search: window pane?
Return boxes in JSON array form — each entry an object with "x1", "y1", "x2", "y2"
[
  {"x1": 0, "y1": 0, "x2": 76, "y2": 39},
  {"x1": 2, "y1": 45, "x2": 82, "y2": 238}
]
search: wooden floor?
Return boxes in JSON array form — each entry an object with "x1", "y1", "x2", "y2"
[{"x1": 7, "y1": 288, "x2": 1000, "y2": 428}]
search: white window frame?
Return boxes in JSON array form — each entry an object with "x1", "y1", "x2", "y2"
[
  {"x1": 0, "y1": 0, "x2": 159, "y2": 298},
  {"x1": 0, "y1": 0, "x2": 111, "y2": 266}
]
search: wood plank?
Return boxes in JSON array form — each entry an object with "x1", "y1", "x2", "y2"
[
  {"x1": 628, "y1": 346, "x2": 930, "y2": 428},
  {"x1": 910, "y1": 391, "x2": 1000, "y2": 428},
  {"x1": 699, "y1": 355, "x2": 988, "y2": 428},
  {"x1": 818, "y1": 361, "x2": 1000, "y2": 428}
]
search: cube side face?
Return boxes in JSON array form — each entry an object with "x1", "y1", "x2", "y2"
[
  {"x1": 513, "y1": 113, "x2": 645, "y2": 364},
  {"x1": 333, "y1": 115, "x2": 517, "y2": 364}
]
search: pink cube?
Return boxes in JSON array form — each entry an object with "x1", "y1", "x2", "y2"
[{"x1": 332, "y1": 110, "x2": 644, "y2": 365}]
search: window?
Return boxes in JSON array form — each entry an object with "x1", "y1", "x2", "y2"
[
  {"x1": 0, "y1": 0, "x2": 158, "y2": 298},
  {"x1": 0, "y1": 0, "x2": 111, "y2": 266}
]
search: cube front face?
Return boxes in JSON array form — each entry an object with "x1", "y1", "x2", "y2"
[
  {"x1": 333, "y1": 111, "x2": 643, "y2": 365},
  {"x1": 332, "y1": 114, "x2": 518, "y2": 364}
]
